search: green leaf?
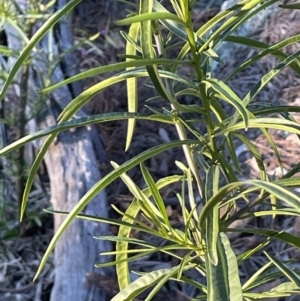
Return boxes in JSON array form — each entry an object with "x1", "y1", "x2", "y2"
[
  {"x1": 225, "y1": 35, "x2": 300, "y2": 81},
  {"x1": 242, "y1": 260, "x2": 273, "y2": 291},
  {"x1": 44, "y1": 209, "x2": 158, "y2": 237},
  {"x1": 201, "y1": 178, "x2": 300, "y2": 232},
  {"x1": 209, "y1": 96, "x2": 228, "y2": 123},
  {"x1": 0, "y1": 0, "x2": 83, "y2": 101},
  {"x1": 41, "y1": 58, "x2": 191, "y2": 94},
  {"x1": 232, "y1": 132, "x2": 266, "y2": 180},
  {"x1": 251, "y1": 208, "x2": 300, "y2": 217},
  {"x1": 0, "y1": 45, "x2": 20, "y2": 57},
  {"x1": 237, "y1": 238, "x2": 270, "y2": 265},
  {"x1": 125, "y1": 22, "x2": 140, "y2": 151},
  {"x1": 153, "y1": 1, "x2": 188, "y2": 43},
  {"x1": 185, "y1": 167, "x2": 198, "y2": 222},
  {"x1": 270, "y1": 281, "x2": 300, "y2": 293},
  {"x1": 144, "y1": 267, "x2": 179, "y2": 301},
  {"x1": 140, "y1": 163, "x2": 171, "y2": 227},
  {"x1": 205, "y1": 165, "x2": 220, "y2": 266},
  {"x1": 218, "y1": 153, "x2": 240, "y2": 184},
  {"x1": 177, "y1": 250, "x2": 193, "y2": 281},
  {"x1": 249, "y1": 180, "x2": 300, "y2": 212},
  {"x1": 202, "y1": 78, "x2": 249, "y2": 129},
  {"x1": 243, "y1": 49, "x2": 300, "y2": 107},
  {"x1": 199, "y1": 0, "x2": 276, "y2": 53},
  {"x1": 174, "y1": 0, "x2": 249, "y2": 65},
  {"x1": 279, "y1": 3, "x2": 300, "y2": 9},
  {"x1": 33, "y1": 140, "x2": 198, "y2": 280},
  {"x1": 252, "y1": 104, "x2": 300, "y2": 117},
  {"x1": 264, "y1": 252, "x2": 300, "y2": 286},
  {"x1": 120, "y1": 31, "x2": 142, "y2": 54},
  {"x1": 58, "y1": 69, "x2": 195, "y2": 122},
  {"x1": 225, "y1": 133, "x2": 241, "y2": 173},
  {"x1": 0, "y1": 112, "x2": 172, "y2": 157},
  {"x1": 221, "y1": 118, "x2": 300, "y2": 136},
  {"x1": 116, "y1": 174, "x2": 182, "y2": 290},
  {"x1": 6, "y1": 113, "x2": 170, "y2": 221},
  {"x1": 95, "y1": 236, "x2": 153, "y2": 246},
  {"x1": 226, "y1": 48, "x2": 300, "y2": 132},
  {"x1": 111, "y1": 266, "x2": 181, "y2": 301},
  {"x1": 116, "y1": 199, "x2": 140, "y2": 290},
  {"x1": 140, "y1": 0, "x2": 183, "y2": 111},
  {"x1": 110, "y1": 161, "x2": 167, "y2": 232},
  {"x1": 199, "y1": 181, "x2": 246, "y2": 228},
  {"x1": 180, "y1": 276, "x2": 207, "y2": 294},
  {"x1": 227, "y1": 228, "x2": 300, "y2": 249},
  {"x1": 115, "y1": 12, "x2": 185, "y2": 26},
  {"x1": 206, "y1": 233, "x2": 243, "y2": 301}
]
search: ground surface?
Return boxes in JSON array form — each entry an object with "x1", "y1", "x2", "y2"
[{"x1": 1, "y1": 1, "x2": 300, "y2": 300}]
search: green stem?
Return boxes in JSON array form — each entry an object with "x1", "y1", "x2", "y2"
[
  {"x1": 184, "y1": 7, "x2": 217, "y2": 162},
  {"x1": 153, "y1": 31, "x2": 204, "y2": 204}
]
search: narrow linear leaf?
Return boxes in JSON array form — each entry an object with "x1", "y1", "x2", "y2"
[
  {"x1": 116, "y1": 175, "x2": 182, "y2": 290},
  {"x1": 279, "y1": 3, "x2": 300, "y2": 9},
  {"x1": 58, "y1": 69, "x2": 195, "y2": 122},
  {"x1": 202, "y1": 78, "x2": 249, "y2": 129},
  {"x1": 41, "y1": 58, "x2": 191, "y2": 94},
  {"x1": 225, "y1": 34, "x2": 300, "y2": 81},
  {"x1": 117, "y1": 199, "x2": 140, "y2": 289},
  {"x1": 237, "y1": 238, "x2": 270, "y2": 266},
  {"x1": 206, "y1": 233, "x2": 243, "y2": 301},
  {"x1": 115, "y1": 12, "x2": 185, "y2": 26},
  {"x1": 227, "y1": 228, "x2": 300, "y2": 249},
  {"x1": 242, "y1": 261, "x2": 273, "y2": 290},
  {"x1": 243, "y1": 49, "x2": 300, "y2": 106},
  {"x1": 144, "y1": 267, "x2": 179, "y2": 301},
  {"x1": 140, "y1": 163, "x2": 171, "y2": 228},
  {"x1": 111, "y1": 267, "x2": 178, "y2": 301},
  {"x1": 110, "y1": 161, "x2": 165, "y2": 231},
  {"x1": 264, "y1": 252, "x2": 300, "y2": 286},
  {"x1": 173, "y1": 0, "x2": 251, "y2": 68},
  {"x1": 249, "y1": 180, "x2": 300, "y2": 213},
  {"x1": 0, "y1": 0, "x2": 83, "y2": 101},
  {"x1": 222, "y1": 118, "x2": 300, "y2": 136},
  {"x1": 0, "y1": 112, "x2": 172, "y2": 157},
  {"x1": 205, "y1": 165, "x2": 220, "y2": 266},
  {"x1": 270, "y1": 282, "x2": 300, "y2": 293},
  {"x1": 140, "y1": 0, "x2": 184, "y2": 111},
  {"x1": 233, "y1": 132, "x2": 266, "y2": 180},
  {"x1": 199, "y1": 181, "x2": 246, "y2": 227},
  {"x1": 33, "y1": 140, "x2": 198, "y2": 280},
  {"x1": 125, "y1": 22, "x2": 140, "y2": 151},
  {"x1": 225, "y1": 133, "x2": 241, "y2": 173},
  {"x1": 199, "y1": 0, "x2": 273, "y2": 53}
]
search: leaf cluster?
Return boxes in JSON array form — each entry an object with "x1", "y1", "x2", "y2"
[{"x1": 1, "y1": 0, "x2": 300, "y2": 300}]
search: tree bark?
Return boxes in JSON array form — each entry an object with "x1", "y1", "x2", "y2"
[{"x1": 2, "y1": 2, "x2": 112, "y2": 300}]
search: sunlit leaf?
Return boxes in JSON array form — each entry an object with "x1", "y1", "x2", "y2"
[
  {"x1": 0, "y1": 0, "x2": 83, "y2": 101},
  {"x1": 205, "y1": 165, "x2": 220, "y2": 265},
  {"x1": 125, "y1": 22, "x2": 140, "y2": 151},
  {"x1": 33, "y1": 140, "x2": 198, "y2": 280},
  {"x1": 206, "y1": 233, "x2": 243, "y2": 301}
]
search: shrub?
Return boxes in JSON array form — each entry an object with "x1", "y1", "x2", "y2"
[{"x1": 1, "y1": 0, "x2": 300, "y2": 300}]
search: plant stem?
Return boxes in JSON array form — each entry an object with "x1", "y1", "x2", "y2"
[
  {"x1": 153, "y1": 31, "x2": 204, "y2": 204},
  {"x1": 183, "y1": 7, "x2": 218, "y2": 163}
]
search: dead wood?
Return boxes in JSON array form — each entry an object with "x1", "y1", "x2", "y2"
[{"x1": 1, "y1": 1, "x2": 112, "y2": 300}]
